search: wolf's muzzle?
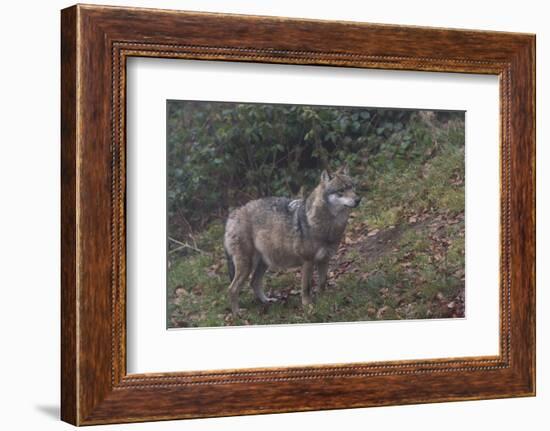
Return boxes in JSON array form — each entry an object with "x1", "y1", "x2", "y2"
[{"x1": 346, "y1": 197, "x2": 361, "y2": 208}]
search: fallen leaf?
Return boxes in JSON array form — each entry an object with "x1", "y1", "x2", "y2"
[
  {"x1": 174, "y1": 286, "x2": 188, "y2": 297},
  {"x1": 376, "y1": 306, "x2": 389, "y2": 319}
]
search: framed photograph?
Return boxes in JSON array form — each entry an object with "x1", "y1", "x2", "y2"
[{"x1": 61, "y1": 4, "x2": 535, "y2": 425}]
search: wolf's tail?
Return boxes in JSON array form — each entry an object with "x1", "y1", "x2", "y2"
[{"x1": 224, "y1": 246, "x2": 235, "y2": 282}]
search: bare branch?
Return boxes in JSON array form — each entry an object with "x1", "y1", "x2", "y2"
[{"x1": 168, "y1": 236, "x2": 209, "y2": 255}]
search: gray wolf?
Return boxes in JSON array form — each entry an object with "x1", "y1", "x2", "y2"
[{"x1": 223, "y1": 165, "x2": 361, "y2": 317}]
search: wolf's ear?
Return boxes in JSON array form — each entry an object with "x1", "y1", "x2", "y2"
[
  {"x1": 335, "y1": 163, "x2": 350, "y2": 175},
  {"x1": 321, "y1": 170, "x2": 331, "y2": 184}
]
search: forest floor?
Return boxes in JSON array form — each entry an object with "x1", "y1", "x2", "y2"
[
  {"x1": 166, "y1": 134, "x2": 465, "y2": 328},
  {"x1": 167, "y1": 212, "x2": 465, "y2": 328}
]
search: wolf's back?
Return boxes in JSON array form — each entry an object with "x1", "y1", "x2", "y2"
[{"x1": 223, "y1": 196, "x2": 303, "y2": 277}]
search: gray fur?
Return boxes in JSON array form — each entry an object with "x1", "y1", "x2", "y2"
[
  {"x1": 223, "y1": 166, "x2": 361, "y2": 317},
  {"x1": 224, "y1": 245, "x2": 235, "y2": 282}
]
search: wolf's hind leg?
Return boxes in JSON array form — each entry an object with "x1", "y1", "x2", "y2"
[
  {"x1": 301, "y1": 261, "x2": 314, "y2": 306},
  {"x1": 250, "y1": 260, "x2": 275, "y2": 304},
  {"x1": 228, "y1": 256, "x2": 252, "y2": 318}
]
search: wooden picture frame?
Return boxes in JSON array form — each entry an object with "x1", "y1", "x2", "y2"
[{"x1": 61, "y1": 4, "x2": 535, "y2": 425}]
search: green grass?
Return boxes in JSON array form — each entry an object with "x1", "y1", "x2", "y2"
[{"x1": 167, "y1": 116, "x2": 465, "y2": 328}]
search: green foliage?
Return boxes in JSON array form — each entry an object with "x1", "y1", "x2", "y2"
[
  {"x1": 167, "y1": 102, "x2": 455, "y2": 238},
  {"x1": 361, "y1": 114, "x2": 465, "y2": 229}
]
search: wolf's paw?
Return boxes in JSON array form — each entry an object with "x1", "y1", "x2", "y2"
[
  {"x1": 231, "y1": 307, "x2": 247, "y2": 319},
  {"x1": 301, "y1": 295, "x2": 314, "y2": 307},
  {"x1": 302, "y1": 302, "x2": 315, "y2": 314},
  {"x1": 258, "y1": 295, "x2": 277, "y2": 305}
]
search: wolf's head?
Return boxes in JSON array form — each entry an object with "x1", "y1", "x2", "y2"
[{"x1": 319, "y1": 165, "x2": 362, "y2": 212}]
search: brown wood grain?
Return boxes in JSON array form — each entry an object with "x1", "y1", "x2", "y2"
[
  {"x1": 60, "y1": 5, "x2": 78, "y2": 425},
  {"x1": 61, "y1": 4, "x2": 535, "y2": 426}
]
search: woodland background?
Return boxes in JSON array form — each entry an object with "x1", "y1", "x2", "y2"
[{"x1": 167, "y1": 101, "x2": 465, "y2": 328}]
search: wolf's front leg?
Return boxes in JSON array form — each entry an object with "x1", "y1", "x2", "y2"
[
  {"x1": 316, "y1": 258, "x2": 330, "y2": 291},
  {"x1": 301, "y1": 261, "x2": 314, "y2": 306}
]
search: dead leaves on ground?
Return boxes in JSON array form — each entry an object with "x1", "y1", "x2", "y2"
[{"x1": 169, "y1": 207, "x2": 465, "y2": 327}]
